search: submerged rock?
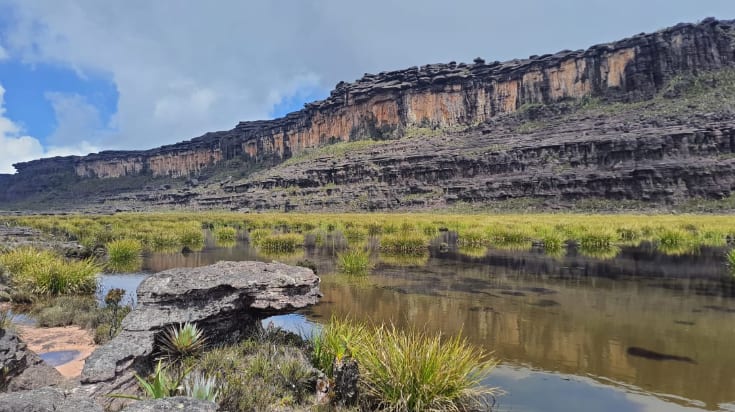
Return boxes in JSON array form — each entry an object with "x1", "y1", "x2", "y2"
[
  {"x1": 0, "y1": 327, "x2": 64, "y2": 392},
  {"x1": 81, "y1": 261, "x2": 320, "y2": 400}
]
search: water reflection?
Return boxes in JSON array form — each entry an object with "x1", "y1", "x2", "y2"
[{"x1": 136, "y1": 232, "x2": 735, "y2": 411}]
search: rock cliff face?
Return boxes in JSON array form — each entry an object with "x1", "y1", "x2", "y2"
[
  {"x1": 7, "y1": 18, "x2": 735, "y2": 181},
  {"x1": 1, "y1": 18, "x2": 735, "y2": 210}
]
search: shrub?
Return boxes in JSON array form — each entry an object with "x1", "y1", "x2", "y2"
[
  {"x1": 106, "y1": 239, "x2": 142, "y2": 272},
  {"x1": 0, "y1": 248, "x2": 99, "y2": 296},
  {"x1": 337, "y1": 249, "x2": 372, "y2": 275}
]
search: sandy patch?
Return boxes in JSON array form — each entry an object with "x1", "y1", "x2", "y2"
[{"x1": 17, "y1": 324, "x2": 97, "y2": 378}]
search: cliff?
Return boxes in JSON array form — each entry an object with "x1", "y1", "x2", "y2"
[{"x1": 2, "y1": 18, "x2": 735, "y2": 211}]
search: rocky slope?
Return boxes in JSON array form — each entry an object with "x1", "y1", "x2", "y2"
[{"x1": 1, "y1": 18, "x2": 735, "y2": 212}]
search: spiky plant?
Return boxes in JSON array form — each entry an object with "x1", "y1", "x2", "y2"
[{"x1": 159, "y1": 322, "x2": 208, "y2": 364}]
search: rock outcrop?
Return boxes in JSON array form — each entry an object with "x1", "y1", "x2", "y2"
[
  {"x1": 119, "y1": 397, "x2": 217, "y2": 412},
  {"x1": 81, "y1": 261, "x2": 320, "y2": 399},
  {"x1": 0, "y1": 387, "x2": 104, "y2": 412},
  {"x1": 1, "y1": 18, "x2": 734, "y2": 210},
  {"x1": 0, "y1": 327, "x2": 64, "y2": 392}
]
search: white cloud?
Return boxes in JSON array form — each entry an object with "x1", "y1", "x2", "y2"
[
  {"x1": 0, "y1": 44, "x2": 8, "y2": 60},
  {"x1": 1, "y1": 1, "x2": 733, "y2": 154},
  {"x1": 0, "y1": 83, "x2": 97, "y2": 174}
]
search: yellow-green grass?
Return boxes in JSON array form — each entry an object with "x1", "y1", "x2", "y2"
[
  {"x1": 213, "y1": 226, "x2": 238, "y2": 242},
  {"x1": 379, "y1": 233, "x2": 429, "y2": 255},
  {"x1": 106, "y1": 238, "x2": 143, "y2": 272},
  {"x1": 258, "y1": 233, "x2": 304, "y2": 253},
  {"x1": 310, "y1": 317, "x2": 498, "y2": 411},
  {"x1": 726, "y1": 249, "x2": 735, "y2": 275},
  {"x1": 337, "y1": 248, "x2": 372, "y2": 275},
  {"x1": 0, "y1": 247, "x2": 100, "y2": 295},
  {"x1": 5, "y1": 212, "x2": 735, "y2": 258}
]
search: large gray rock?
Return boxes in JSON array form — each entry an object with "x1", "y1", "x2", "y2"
[
  {"x1": 120, "y1": 397, "x2": 216, "y2": 412},
  {"x1": 0, "y1": 387, "x2": 103, "y2": 412},
  {"x1": 81, "y1": 261, "x2": 320, "y2": 399},
  {"x1": 0, "y1": 327, "x2": 64, "y2": 392}
]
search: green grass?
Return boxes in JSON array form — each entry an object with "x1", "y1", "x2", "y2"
[
  {"x1": 0, "y1": 248, "x2": 100, "y2": 295},
  {"x1": 214, "y1": 226, "x2": 238, "y2": 242},
  {"x1": 337, "y1": 248, "x2": 372, "y2": 275},
  {"x1": 379, "y1": 233, "x2": 428, "y2": 255},
  {"x1": 727, "y1": 249, "x2": 735, "y2": 275},
  {"x1": 258, "y1": 233, "x2": 304, "y2": 253},
  {"x1": 106, "y1": 238, "x2": 143, "y2": 272},
  {"x1": 310, "y1": 318, "x2": 498, "y2": 411}
]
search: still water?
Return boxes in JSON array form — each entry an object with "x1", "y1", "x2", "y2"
[{"x1": 111, "y1": 232, "x2": 735, "y2": 412}]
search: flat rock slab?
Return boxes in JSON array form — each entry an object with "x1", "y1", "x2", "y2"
[
  {"x1": 120, "y1": 397, "x2": 216, "y2": 412},
  {"x1": 81, "y1": 261, "x2": 320, "y2": 400},
  {"x1": 0, "y1": 387, "x2": 103, "y2": 412}
]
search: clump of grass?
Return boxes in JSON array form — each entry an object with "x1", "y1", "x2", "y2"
[
  {"x1": 0, "y1": 248, "x2": 99, "y2": 295},
  {"x1": 379, "y1": 233, "x2": 428, "y2": 255},
  {"x1": 578, "y1": 229, "x2": 618, "y2": 250},
  {"x1": 178, "y1": 228, "x2": 205, "y2": 250},
  {"x1": 458, "y1": 229, "x2": 487, "y2": 248},
  {"x1": 541, "y1": 232, "x2": 565, "y2": 254},
  {"x1": 310, "y1": 318, "x2": 499, "y2": 411},
  {"x1": 106, "y1": 239, "x2": 143, "y2": 272},
  {"x1": 657, "y1": 228, "x2": 690, "y2": 247},
  {"x1": 726, "y1": 249, "x2": 735, "y2": 275},
  {"x1": 258, "y1": 233, "x2": 304, "y2": 254},
  {"x1": 199, "y1": 337, "x2": 316, "y2": 410},
  {"x1": 214, "y1": 226, "x2": 238, "y2": 242},
  {"x1": 337, "y1": 248, "x2": 372, "y2": 275},
  {"x1": 247, "y1": 228, "x2": 272, "y2": 245}
]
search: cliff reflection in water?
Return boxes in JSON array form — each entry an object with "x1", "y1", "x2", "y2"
[{"x1": 142, "y1": 234, "x2": 735, "y2": 410}]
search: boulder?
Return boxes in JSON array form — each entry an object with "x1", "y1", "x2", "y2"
[
  {"x1": 0, "y1": 327, "x2": 64, "y2": 392},
  {"x1": 120, "y1": 397, "x2": 216, "y2": 412},
  {"x1": 0, "y1": 387, "x2": 103, "y2": 412},
  {"x1": 81, "y1": 261, "x2": 320, "y2": 399}
]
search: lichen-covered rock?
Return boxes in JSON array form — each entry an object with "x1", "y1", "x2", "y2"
[
  {"x1": 119, "y1": 397, "x2": 216, "y2": 412},
  {"x1": 81, "y1": 261, "x2": 320, "y2": 400},
  {"x1": 0, "y1": 387, "x2": 103, "y2": 412},
  {"x1": 0, "y1": 327, "x2": 64, "y2": 392}
]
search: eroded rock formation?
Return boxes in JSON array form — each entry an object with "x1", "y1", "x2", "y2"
[
  {"x1": 81, "y1": 261, "x2": 320, "y2": 399},
  {"x1": 0, "y1": 327, "x2": 64, "y2": 392},
  {"x1": 4, "y1": 18, "x2": 734, "y2": 184}
]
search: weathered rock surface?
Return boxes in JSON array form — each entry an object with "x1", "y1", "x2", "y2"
[
  {"x1": 81, "y1": 261, "x2": 320, "y2": 399},
  {"x1": 0, "y1": 18, "x2": 734, "y2": 210},
  {"x1": 0, "y1": 327, "x2": 64, "y2": 392},
  {"x1": 0, "y1": 387, "x2": 103, "y2": 412},
  {"x1": 120, "y1": 397, "x2": 216, "y2": 412}
]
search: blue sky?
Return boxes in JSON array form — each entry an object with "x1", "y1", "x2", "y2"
[{"x1": 0, "y1": 1, "x2": 733, "y2": 173}]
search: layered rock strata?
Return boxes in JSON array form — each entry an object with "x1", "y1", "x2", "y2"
[{"x1": 4, "y1": 17, "x2": 734, "y2": 186}]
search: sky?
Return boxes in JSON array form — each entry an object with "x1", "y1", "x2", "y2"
[{"x1": 0, "y1": 1, "x2": 733, "y2": 174}]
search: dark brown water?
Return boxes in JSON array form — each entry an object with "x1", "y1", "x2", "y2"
[{"x1": 121, "y1": 232, "x2": 735, "y2": 412}]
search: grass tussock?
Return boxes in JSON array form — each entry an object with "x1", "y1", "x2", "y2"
[
  {"x1": 258, "y1": 233, "x2": 304, "y2": 254},
  {"x1": 379, "y1": 233, "x2": 428, "y2": 255},
  {"x1": 214, "y1": 226, "x2": 238, "y2": 243},
  {"x1": 0, "y1": 248, "x2": 99, "y2": 295},
  {"x1": 727, "y1": 249, "x2": 735, "y2": 275},
  {"x1": 106, "y1": 238, "x2": 143, "y2": 272},
  {"x1": 310, "y1": 317, "x2": 499, "y2": 411},
  {"x1": 337, "y1": 248, "x2": 372, "y2": 275}
]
